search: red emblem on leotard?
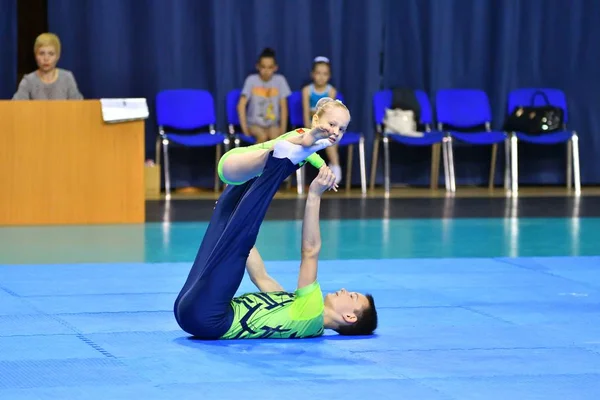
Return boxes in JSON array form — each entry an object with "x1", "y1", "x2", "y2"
[{"x1": 296, "y1": 128, "x2": 304, "y2": 133}]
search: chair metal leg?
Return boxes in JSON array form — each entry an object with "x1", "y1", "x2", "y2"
[
  {"x1": 383, "y1": 135, "x2": 391, "y2": 195},
  {"x1": 162, "y1": 138, "x2": 171, "y2": 200},
  {"x1": 435, "y1": 143, "x2": 442, "y2": 190},
  {"x1": 345, "y1": 144, "x2": 354, "y2": 193},
  {"x1": 429, "y1": 145, "x2": 436, "y2": 190},
  {"x1": 296, "y1": 167, "x2": 304, "y2": 195},
  {"x1": 566, "y1": 140, "x2": 573, "y2": 190},
  {"x1": 446, "y1": 136, "x2": 456, "y2": 192},
  {"x1": 155, "y1": 137, "x2": 161, "y2": 166},
  {"x1": 429, "y1": 144, "x2": 440, "y2": 190},
  {"x1": 442, "y1": 137, "x2": 450, "y2": 192},
  {"x1": 436, "y1": 143, "x2": 442, "y2": 189},
  {"x1": 504, "y1": 138, "x2": 511, "y2": 190},
  {"x1": 488, "y1": 143, "x2": 498, "y2": 190},
  {"x1": 370, "y1": 136, "x2": 380, "y2": 191},
  {"x1": 510, "y1": 133, "x2": 519, "y2": 195},
  {"x1": 572, "y1": 132, "x2": 581, "y2": 196},
  {"x1": 359, "y1": 136, "x2": 367, "y2": 195}
]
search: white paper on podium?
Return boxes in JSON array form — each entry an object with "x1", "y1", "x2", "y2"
[{"x1": 100, "y1": 98, "x2": 149, "y2": 123}]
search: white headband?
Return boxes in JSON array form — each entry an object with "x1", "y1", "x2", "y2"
[{"x1": 313, "y1": 56, "x2": 330, "y2": 64}]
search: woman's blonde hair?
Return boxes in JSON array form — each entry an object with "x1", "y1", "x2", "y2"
[
  {"x1": 314, "y1": 97, "x2": 350, "y2": 119},
  {"x1": 34, "y1": 33, "x2": 61, "y2": 56}
]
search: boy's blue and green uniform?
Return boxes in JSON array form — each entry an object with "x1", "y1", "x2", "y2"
[
  {"x1": 174, "y1": 151, "x2": 324, "y2": 340},
  {"x1": 222, "y1": 281, "x2": 324, "y2": 339}
]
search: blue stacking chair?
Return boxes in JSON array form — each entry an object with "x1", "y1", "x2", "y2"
[
  {"x1": 506, "y1": 88, "x2": 581, "y2": 195},
  {"x1": 287, "y1": 90, "x2": 305, "y2": 128},
  {"x1": 370, "y1": 89, "x2": 449, "y2": 193},
  {"x1": 436, "y1": 89, "x2": 509, "y2": 192},
  {"x1": 155, "y1": 89, "x2": 229, "y2": 197},
  {"x1": 226, "y1": 89, "x2": 256, "y2": 147}
]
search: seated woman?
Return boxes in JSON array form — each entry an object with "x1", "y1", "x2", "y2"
[{"x1": 12, "y1": 33, "x2": 83, "y2": 100}]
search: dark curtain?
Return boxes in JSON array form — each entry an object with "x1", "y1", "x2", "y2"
[
  {"x1": 48, "y1": 0, "x2": 384, "y2": 188},
  {"x1": 48, "y1": 0, "x2": 218, "y2": 188},
  {"x1": 47, "y1": 0, "x2": 599, "y2": 188},
  {"x1": 0, "y1": 0, "x2": 17, "y2": 99},
  {"x1": 382, "y1": 0, "x2": 600, "y2": 186}
]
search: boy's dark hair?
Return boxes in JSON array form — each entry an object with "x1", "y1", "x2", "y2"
[
  {"x1": 333, "y1": 294, "x2": 378, "y2": 336},
  {"x1": 258, "y1": 47, "x2": 277, "y2": 63}
]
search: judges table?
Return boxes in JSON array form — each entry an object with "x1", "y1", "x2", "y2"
[{"x1": 0, "y1": 100, "x2": 146, "y2": 226}]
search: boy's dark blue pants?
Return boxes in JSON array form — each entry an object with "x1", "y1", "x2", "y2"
[{"x1": 173, "y1": 154, "x2": 299, "y2": 339}]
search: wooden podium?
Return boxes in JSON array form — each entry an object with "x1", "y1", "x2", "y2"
[{"x1": 0, "y1": 100, "x2": 146, "y2": 226}]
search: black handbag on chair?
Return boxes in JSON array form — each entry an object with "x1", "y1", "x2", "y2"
[{"x1": 503, "y1": 91, "x2": 564, "y2": 134}]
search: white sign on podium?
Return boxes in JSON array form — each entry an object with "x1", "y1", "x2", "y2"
[{"x1": 100, "y1": 98, "x2": 149, "y2": 123}]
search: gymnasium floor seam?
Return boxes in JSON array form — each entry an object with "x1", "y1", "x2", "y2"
[
  {"x1": 492, "y1": 257, "x2": 600, "y2": 290},
  {"x1": 0, "y1": 288, "x2": 121, "y2": 360},
  {"x1": 0, "y1": 284, "x2": 21, "y2": 298}
]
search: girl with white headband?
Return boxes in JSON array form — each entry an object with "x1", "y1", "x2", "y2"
[{"x1": 302, "y1": 56, "x2": 343, "y2": 185}]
